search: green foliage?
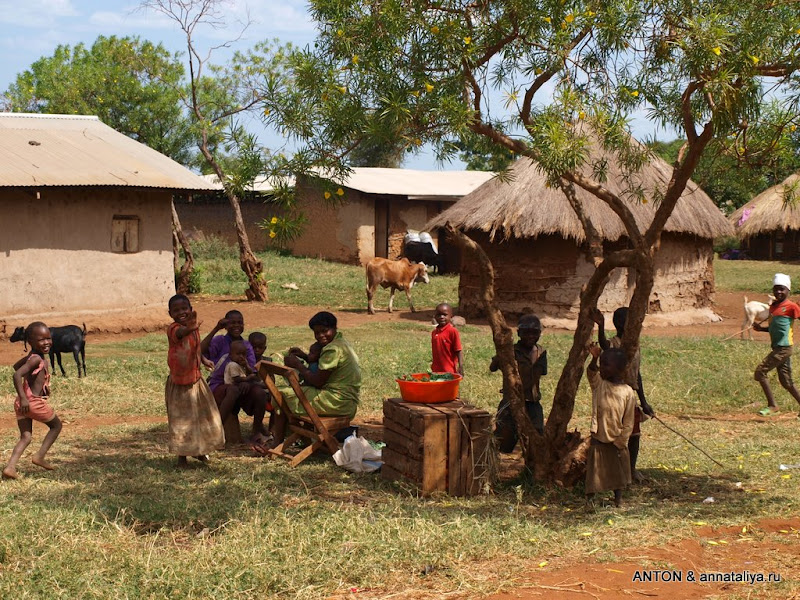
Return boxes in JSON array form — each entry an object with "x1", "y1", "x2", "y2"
[
  {"x1": 186, "y1": 234, "x2": 238, "y2": 261},
  {"x1": 175, "y1": 264, "x2": 204, "y2": 294},
  {"x1": 259, "y1": 213, "x2": 308, "y2": 249},
  {"x1": 4, "y1": 35, "x2": 193, "y2": 163}
]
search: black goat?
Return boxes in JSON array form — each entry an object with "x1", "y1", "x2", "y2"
[
  {"x1": 9, "y1": 324, "x2": 87, "y2": 378},
  {"x1": 403, "y1": 240, "x2": 441, "y2": 274}
]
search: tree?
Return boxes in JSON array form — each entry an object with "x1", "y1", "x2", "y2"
[
  {"x1": 268, "y1": 0, "x2": 800, "y2": 483},
  {"x1": 140, "y1": 0, "x2": 270, "y2": 301},
  {"x1": 3, "y1": 35, "x2": 193, "y2": 163},
  {"x1": 651, "y1": 111, "x2": 800, "y2": 214},
  {"x1": 3, "y1": 34, "x2": 203, "y2": 294}
]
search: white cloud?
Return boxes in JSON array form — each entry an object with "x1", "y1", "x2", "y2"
[{"x1": 0, "y1": 0, "x2": 77, "y2": 26}]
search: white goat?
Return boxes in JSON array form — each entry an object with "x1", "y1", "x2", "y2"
[{"x1": 741, "y1": 295, "x2": 776, "y2": 340}]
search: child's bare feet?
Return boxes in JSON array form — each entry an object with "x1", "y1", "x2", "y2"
[
  {"x1": 32, "y1": 455, "x2": 55, "y2": 471},
  {"x1": 2, "y1": 466, "x2": 18, "y2": 479}
]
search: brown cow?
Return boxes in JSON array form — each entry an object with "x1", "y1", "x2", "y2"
[{"x1": 366, "y1": 258, "x2": 430, "y2": 314}]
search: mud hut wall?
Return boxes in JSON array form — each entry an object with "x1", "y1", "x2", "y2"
[
  {"x1": 388, "y1": 199, "x2": 455, "y2": 259},
  {"x1": 174, "y1": 195, "x2": 279, "y2": 251},
  {"x1": 289, "y1": 181, "x2": 375, "y2": 264},
  {"x1": 0, "y1": 187, "x2": 174, "y2": 320},
  {"x1": 457, "y1": 232, "x2": 714, "y2": 319}
]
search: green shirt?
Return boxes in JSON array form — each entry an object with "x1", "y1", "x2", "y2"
[
  {"x1": 281, "y1": 331, "x2": 362, "y2": 418},
  {"x1": 768, "y1": 299, "x2": 800, "y2": 348}
]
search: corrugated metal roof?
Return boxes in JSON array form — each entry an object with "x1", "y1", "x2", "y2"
[
  {"x1": 317, "y1": 167, "x2": 495, "y2": 198},
  {"x1": 199, "y1": 173, "x2": 296, "y2": 193},
  {"x1": 0, "y1": 113, "x2": 216, "y2": 191}
]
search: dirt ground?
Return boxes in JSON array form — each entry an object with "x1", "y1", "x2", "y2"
[{"x1": 2, "y1": 290, "x2": 796, "y2": 599}]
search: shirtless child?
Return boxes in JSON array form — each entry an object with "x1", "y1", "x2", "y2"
[{"x1": 3, "y1": 322, "x2": 63, "y2": 479}]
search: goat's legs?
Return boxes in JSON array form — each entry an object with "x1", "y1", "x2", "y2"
[{"x1": 72, "y1": 349, "x2": 82, "y2": 378}]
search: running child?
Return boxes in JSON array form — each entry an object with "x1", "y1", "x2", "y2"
[
  {"x1": 166, "y1": 294, "x2": 224, "y2": 467},
  {"x1": 753, "y1": 273, "x2": 800, "y2": 416},
  {"x1": 431, "y1": 303, "x2": 463, "y2": 375},
  {"x1": 2, "y1": 322, "x2": 63, "y2": 479},
  {"x1": 585, "y1": 344, "x2": 636, "y2": 508},
  {"x1": 490, "y1": 314, "x2": 547, "y2": 452}
]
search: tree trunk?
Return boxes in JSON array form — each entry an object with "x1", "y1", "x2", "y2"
[
  {"x1": 199, "y1": 147, "x2": 268, "y2": 301},
  {"x1": 171, "y1": 200, "x2": 195, "y2": 295}
]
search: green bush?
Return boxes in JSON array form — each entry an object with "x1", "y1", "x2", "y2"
[
  {"x1": 186, "y1": 235, "x2": 238, "y2": 260},
  {"x1": 174, "y1": 264, "x2": 205, "y2": 294}
]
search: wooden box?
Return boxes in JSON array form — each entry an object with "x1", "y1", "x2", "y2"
[{"x1": 381, "y1": 398, "x2": 492, "y2": 496}]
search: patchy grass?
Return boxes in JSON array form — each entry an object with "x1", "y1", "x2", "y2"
[
  {"x1": 2, "y1": 319, "x2": 799, "y2": 598},
  {"x1": 714, "y1": 257, "x2": 800, "y2": 293}
]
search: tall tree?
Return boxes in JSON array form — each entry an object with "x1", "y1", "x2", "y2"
[
  {"x1": 140, "y1": 0, "x2": 269, "y2": 301},
  {"x1": 267, "y1": 0, "x2": 800, "y2": 482},
  {"x1": 3, "y1": 35, "x2": 200, "y2": 292},
  {"x1": 3, "y1": 35, "x2": 193, "y2": 163}
]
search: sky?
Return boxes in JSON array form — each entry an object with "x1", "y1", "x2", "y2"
[{"x1": 0, "y1": 0, "x2": 668, "y2": 170}]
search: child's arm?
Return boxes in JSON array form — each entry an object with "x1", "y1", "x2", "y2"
[
  {"x1": 590, "y1": 308, "x2": 610, "y2": 350},
  {"x1": 637, "y1": 371, "x2": 655, "y2": 416},
  {"x1": 287, "y1": 346, "x2": 310, "y2": 361},
  {"x1": 12, "y1": 353, "x2": 31, "y2": 371},
  {"x1": 617, "y1": 391, "x2": 637, "y2": 449},
  {"x1": 175, "y1": 311, "x2": 201, "y2": 340},
  {"x1": 456, "y1": 349, "x2": 464, "y2": 376},
  {"x1": 12, "y1": 356, "x2": 40, "y2": 413},
  {"x1": 200, "y1": 317, "x2": 228, "y2": 355}
]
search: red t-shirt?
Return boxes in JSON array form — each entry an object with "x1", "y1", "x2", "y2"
[
  {"x1": 431, "y1": 322, "x2": 462, "y2": 374},
  {"x1": 167, "y1": 323, "x2": 202, "y2": 385}
]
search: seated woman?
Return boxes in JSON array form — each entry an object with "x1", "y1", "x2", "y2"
[{"x1": 271, "y1": 311, "x2": 361, "y2": 445}]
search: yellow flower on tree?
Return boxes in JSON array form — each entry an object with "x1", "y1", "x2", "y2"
[
  {"x1": 425, "y1": 82, "x2": 434, "y2": 93},
  {"x1": 578, "y1": 110, "x2": 586, "y2": 119},
  {"x1": 336, "y1": 29, "x2": 344, "y2": 37},
  {"x1": 463, "y1": 36, "x2": 472, "y2": 45},
  {"x1": 630, "y1": 90, "x2": 639, "y2": 97},
  {"x1": 269, "y1": 230, "x2": 277, "y2": 238},
  {"x1": 565, "y1": 13, "x2": 574, "y2": 23},
  {"x1": 712, "y1": 46, "x2": 721, "y2": 56},
  {"x1": 431, "y1": 25, "x2": 440, "y2": 34},
  {"x1": 270, "y1": 216, "x2": 278, "y2": 225},
  {"x1": 336, "y1": 187, "x2": 345, "y2": 196},
  {"x1": 337, "y1": 86, "x2": 347, "y2": 93},
  {"x1": 324, "y1": 191, "x2": 332, "y2": 199},
  {"x1": 543, "y1": 16, "x2": 551, "y2": 23},
  {"x1": 352, "y1": 55, "x2": 359, "y2": 64},
  {"x1": 750, "y1": 55, "x2": 759, "y2": 64},
  {"x1": 411, "y1": 90, "x2": 420, "y2": 97}
]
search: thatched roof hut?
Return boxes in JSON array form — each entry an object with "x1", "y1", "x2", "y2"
[
  {"x1": 427, "y1": 155, "x2": 733, "y2": 326},
  {"x1": 729, "y1": 174, "x2": 800, "y2": 260}
]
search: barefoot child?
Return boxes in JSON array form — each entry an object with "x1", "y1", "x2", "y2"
[
  {"x1": 432, "y1": 303, "x2": 463, "y2": 375},
  {"x1": 585, "y1": 344, "x2": 636, "y2": 508},
  {"x1": 592, "y1": 307, "x2": 654, "y2": 482},
  {"x1": 3, "y1": 322, "x2": 63, "y2": 479},
  {"x1": 248, "y1": 332, "x2": 268, "y2": 363},
  {"x1": 753, "y1": 273, "x2": 800, "y2": 416},
  {"x1": 490, "y1": 314, "x2": 547, "y2": 452},
  {"x1": 202, "y1": 310, "x2": 270, "y2": 447},
  {"x1": 166, "y1": 294, "x2": 224, "y2": 467}
]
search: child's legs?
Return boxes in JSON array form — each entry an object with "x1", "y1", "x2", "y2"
[
  {"x1": 755, "y1": 350, "x2": 782, "y2": 407},
  {"x1": 215, "y1": 384, "x2": 241, "y2": 422},
  {"x1": 628, "y1": 434, "x2": 640, "y2": 474},
  {"x1": 4, "y1": 418, "x2": 33, "y2": 475},
  {"x1": 33, "y1": 415, "x2": 62, "y2": 462},
  {"x1": 776, "y1": 356, "x2": 800, "y2": 405},
  {"x1": 239, "y1": 385, "x2": 269, "y2": 438}
]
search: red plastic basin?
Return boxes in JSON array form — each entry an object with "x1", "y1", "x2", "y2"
[{"x1": 395, "y1": 373, "x2": 462, "y2": 403}]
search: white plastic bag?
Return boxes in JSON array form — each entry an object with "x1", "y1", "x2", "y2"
[{"x1": 333, "y1": 434, "x2": 382, "y2": 473}]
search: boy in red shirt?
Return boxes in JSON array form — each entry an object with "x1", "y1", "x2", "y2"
[
  {"x1": 753, "y1": 273, "x2": 800, "y2": 416},
  {"x1": 431, "y1": 303, "x2": 463, "y2": 375}
]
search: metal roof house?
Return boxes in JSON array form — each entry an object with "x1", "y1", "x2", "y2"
[
  {"x1": 0, "y1": 113, "x2": 215, "y2": 329},
  {"x1": 289, "y1": 167, "x2": 494, "y2": 270}
]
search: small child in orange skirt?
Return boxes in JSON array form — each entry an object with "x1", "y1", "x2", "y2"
[
  {"x1": 585, "y1": 344, "x2": 636, "y2": 507},
  {"x1": 165, "y1": 294, "x2": 224, "y2": 467},
  {"x1": 3, "y1": 322, "x2": 63, "y2": 479}
]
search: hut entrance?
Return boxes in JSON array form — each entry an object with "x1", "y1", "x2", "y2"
[{"x1": 375, "y1": 198, "x2": 389, "y2": 258}]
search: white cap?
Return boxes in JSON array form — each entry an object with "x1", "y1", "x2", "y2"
[{"x1": 773, "y1": 273, "x2": 791, "y2": 289}]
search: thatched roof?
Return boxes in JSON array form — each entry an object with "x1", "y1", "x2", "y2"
[
  {"x1": 729, "y1": 174, "x2": 800, "y2": 239},
  {"x1": 427, "y1": 153, "x2": 733, "y2": 242}
]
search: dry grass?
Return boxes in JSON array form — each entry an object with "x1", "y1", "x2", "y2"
[{"x1": 1, "y1": 319, "x2": 799, "y2": 598}]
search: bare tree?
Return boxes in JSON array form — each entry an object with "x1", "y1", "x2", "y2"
[{"x1": 140, "y1": 0, "x2": 268, "y2": 301}]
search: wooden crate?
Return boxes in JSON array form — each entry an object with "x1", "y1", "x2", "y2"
[{"x1": 381, "y1": 398, "x2": 491, "y2": 496}]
